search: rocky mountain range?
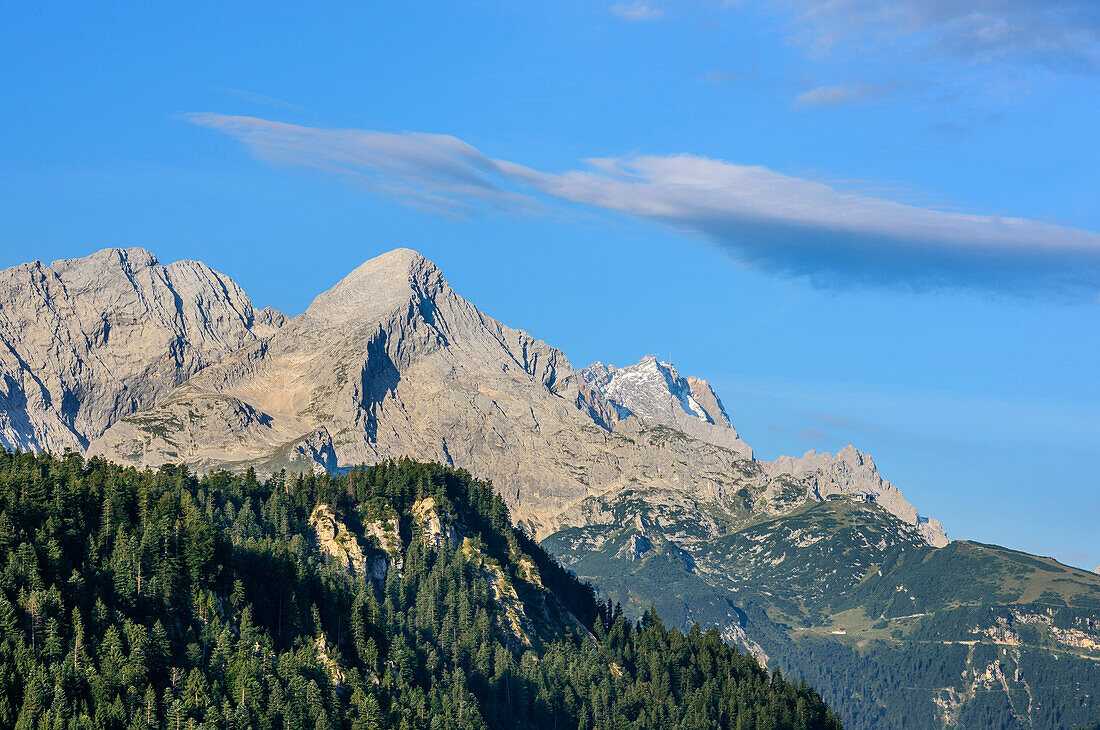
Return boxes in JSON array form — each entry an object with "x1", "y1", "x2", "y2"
[
  {"x1": 69, "y1": 247, "x2": 943, "y2": 546},
  {"x1": 2, "y1": 246, "x2": 1097, "y2": 729},
  {"x1": 0, "y1": 247, "x2": 285, "y2": 454}
]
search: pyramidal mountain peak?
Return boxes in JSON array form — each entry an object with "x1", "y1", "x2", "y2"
[
  {"x1": 1, "y1": 245, "x2": 943, "y2": 546},
  {"x1": 90, "y1": 247, "x2": 593, "y2": 528},
  {"x1": 83, "y1": 247, "x2": 941, "y2": 545},
  {"x1": 297, "y1": 247, "x2": 445, "y2": 328}
]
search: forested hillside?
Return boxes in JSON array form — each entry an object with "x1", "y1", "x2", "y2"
[{"x1": 0, "y1": 449, "x2": 841, "y2": 730}]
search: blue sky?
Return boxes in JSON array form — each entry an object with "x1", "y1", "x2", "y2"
[{"x1": 1, "y1": 1, "x2": 1098, "y2": 569}]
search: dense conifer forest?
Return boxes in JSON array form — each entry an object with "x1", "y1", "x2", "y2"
[{"x1": 0, "y1": 449, "x2": 841, "y2": 730}]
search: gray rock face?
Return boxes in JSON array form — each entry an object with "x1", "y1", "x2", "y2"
[
  {"x1": 764, "y1": 446, "x2": 948, "y2": 547},
  {"x1": 92, "y1": 249, "x2": 601, "y2": 525},
  {"x1": 70, "y1": 247, "x2": 943, "y2": 546},
  {"x1": 0, "y1": 247, "x2": 285, "y2": 453},
  {"x1": 253, "y1": 307, "x2": 289, "y2": 337},
  {"x1": 89, "y1": 250, "x2": 753, "y2": 532},
  {"x1": 580, "y1": 356, "x2": 752, "y2": 457}
]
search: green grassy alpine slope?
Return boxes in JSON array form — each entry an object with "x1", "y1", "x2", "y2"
[{"x1": 545, "y1": 491, "x2": 1100, "y2": 730}]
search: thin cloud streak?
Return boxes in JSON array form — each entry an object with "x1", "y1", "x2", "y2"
[
  {"x1": 782, "y1": 0, "x2": 1100, "y2": 71},
  {"x1": 187, "y1": 113, "x2": 533, "y2": 217},
  {"x1": 610, "y1": 2, "x2": 665, "y2": 21},
  {"x1": 500, "y1": 155, "x2": 1100, "y2": 292},
  {"x1": 792, "y1": 82, "x2": 896, "y2": 108},
  {"x1": 190, "y1": 114, "x2": 1100, "y2": 295}
]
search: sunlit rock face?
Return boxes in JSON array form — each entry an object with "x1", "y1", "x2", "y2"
[
  {"x1": 0, "y1": 247, "x2": 285, "y2": 453},
  {"x1": 1, "y1": 246, "x2": 935, "y2": 546},
  {"x1": 580, "y1": 355, "x2": 752, "y2": 458}
]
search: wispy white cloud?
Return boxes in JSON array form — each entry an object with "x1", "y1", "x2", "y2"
[
  {"x1": 186, "y1": 113, "x2": 532, "y2": 217},
  {"x1": 610, "y1": 2, "x2": 665, "y2": 21},
  {"x1": 190, "y1": 114, "x2": 1100, "y2": 295},
  {"x1": 792, "y1": 82, "x2": 896, "y2": 108},
  {"x1": 499, "y1": 154, "x2": 1100, "y2": 292},
  {"x1": 212, "y1": 88, "x2": 308, "y2": 112},
  {"x1": 782, "y1": 0, "x2": 1100, "y2": 71}
]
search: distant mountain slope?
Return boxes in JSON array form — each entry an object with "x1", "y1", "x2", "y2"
[
  {"x1": 0, "y1": 450, "x2": 842, "y2": 730},
  {"x1": 545, "y1": 495, "x2": 1100, "y2": 729},
  {"x1": 763, "y1": 446, "x2": 947, "y2": 547},
  {"x1": 0, "y1": 247, "x2": 285, "y2": 453}
]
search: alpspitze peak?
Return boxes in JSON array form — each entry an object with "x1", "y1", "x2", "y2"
[
  {"x1": 339, "y1": 248, "x2": 441, "y2": 291},
  {"x1": 300, "y1": 248, "x2": 446, "y2": 325}
]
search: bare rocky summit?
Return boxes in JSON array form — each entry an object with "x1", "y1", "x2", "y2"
[
  {"x1": 580, "y1": 356, "x2": 752, "y2": 458},
  {"x1": 765, "y1": 446, "x2": 948, "y2": 547},
  {"x1": 0, "y1": 247, "x2": 284, "y2": 453},
  {"x1": 82, "y1": 247, "x2": 943, "y2": 545},
  {"x1": 0, "y1": 245, "x2": 943, "y2": 546}
]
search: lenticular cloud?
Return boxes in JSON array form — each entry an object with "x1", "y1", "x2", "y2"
[{"x1": 190, "y1": 113, "x2": 1100, "y2": 296}]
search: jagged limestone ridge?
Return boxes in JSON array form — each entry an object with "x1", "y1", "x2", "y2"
[
  {"x1": 0, "y1": 246, "x2": 285, "y2": 453},
  {"x1": 580, "y1": 355, "x2": 752, "y2": 458},
  {"x1": 87, "y1": 247, "x2": 944, "y2": 547}
]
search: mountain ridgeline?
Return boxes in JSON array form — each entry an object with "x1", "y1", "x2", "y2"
[
  {"x1": 1, "y1": 246, "x2": 1098, "y2": 729},
  {"x1": 0, "y1": 449, "x2": 841, "y2": 730},
  {"x1": 68, "y1": 247, "x2": 944, "y2": 547},
  {"x1": 548, "y1": 496, "x2": 1100, "y2": 729},
  {"x1": 0, "y1": 247, "x2": 285, "y2": 454}
]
